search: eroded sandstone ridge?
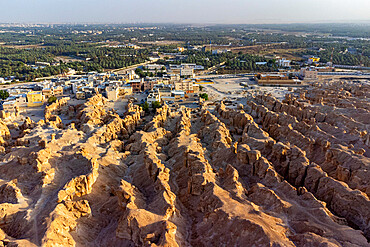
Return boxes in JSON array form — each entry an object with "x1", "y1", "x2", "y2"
[{"x1": 0, "y1": 81, "x2": 369, "y2": 246}]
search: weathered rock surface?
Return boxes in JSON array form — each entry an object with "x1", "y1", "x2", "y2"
[{"x1": 0, "y1": 85, "x2": 368, "y2": 247}]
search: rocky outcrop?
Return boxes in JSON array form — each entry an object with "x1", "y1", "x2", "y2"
[
  {"x1": 0, "y1": 81, "x2": 369, "y2": 246},
  {"x1": 44, "y1": 97, "x2": 70, "y2": 121},
  {"x1": 77, "y1": 94, "x2": 107, "y2": 126}
]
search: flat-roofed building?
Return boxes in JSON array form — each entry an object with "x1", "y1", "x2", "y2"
[
  {"x1": 53, "y1": 86, "x2": 64, "y2": 97},
  {"x1": 76, "y1": 91, "x2": 86, "y2": 100},
  {"x1": 129, "y1": 79, "x2": 143, "y2": 92},
  {"x1": 143, "y1": 79, "x2": 156, "y2": 91},
  {"x1": 300, "y1": 68, "x2": 318, "y2": 80},
  {"x1": 15, "y1": 94, "x2": 27, "y2": 108},
  {"x1": 278, "y1": 58, "x2": 291, "y2": 67},
  {"x1": 175, "y1": 81, "x2": 194, "y2": 93},
  {"x1": 119, "y1": 85, "x2": 133, "y2": 96},
  {"x1": 180, "y1": 68, "x2": 194, "y2": 78},
  {"x1": 171, "y1": 90, "x2": 185, "y2": 99},
  {"x1": 256, "y1": 73, "x2": 301, "y2": 85},
  {"x1": 2, "y1": 101, "x2": 16, "y2": 112},
  {"x1": 147, "y1": 92, "x2": 161, "y2": 106},
  {"x1": 106, "y1": 87, "x2": 119, "y2": 101},
  {"x1": 27, "y1": 91, "x2": 44, "y2": 107},
  {"x1": 42, "y1": 88, "x2": 53, "y2": 98}
]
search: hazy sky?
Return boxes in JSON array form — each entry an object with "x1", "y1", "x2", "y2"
[{"x1": 0, "y1": 0, "x2": 369, "y2": 24}]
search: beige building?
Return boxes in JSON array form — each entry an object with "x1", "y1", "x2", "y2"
[
  {"x1": 169, "y1": 74, "x2": 180, "y2": 82},
  {"x1": 106, "y1": 87, "x2": 119, "y2": 101},
  {"x1": 53, "y1": 86, "x2": 64, "y2": 97},
  {"x1": 42, "y1": 86, "x2": 64, "y2": 98},
  {"x1": 180, "y1": 68, "x2": 194, "y2": 78},
  {"x1": 2, "y1": 101, "x2": 16, "y2": 112},
  {"x1": 300, "y1": 68, "x2": 318, "y2": 80},
  {"x1": 119, "y1": 85, "x2": 133, "y2": 96},
  {"x1": 256, "y1": 73, "x2": 301, "y2": 85},
  {"x1": 42, "y1": 88, "x2": 53, "y2": 98},
  {"x1": 175, "y1": 81, "x2": 194, "y2": 93}
]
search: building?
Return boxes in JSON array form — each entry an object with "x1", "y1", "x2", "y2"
[
  {"x1": 2, "y1": 101, "x2": 16, "y2": 112},
  {"x1": 308, "y1": 57, "x2": 320, "y2": 64},
  {"x1": 129, "y1": 79, "x2": 143, "y2": 92},
  {"x1": 256, "y1": 73, "x2": 301, "y2": 85},
  {"x1": 171, "y1": 90, "x2": 185, "y2": 99},
  {"x1": 42, "y1": 86, "x2": 63, "y2": 98},
  {"x1": 42, "y1": 88, "x2": 53, "y2": 98},
  {"x1": 175, "y1": 81, "x2": 194, "y2": 93},
  {"x1": 27, "y1": 91, "x2": 44, "y2": 107},
  {"x1": 146, "y1": 91, "x2": 161, "y2": 106},
  {"x1": 106, "y1": 87, "x2": 119, "y2": 101},
  {"x1": 53, "y1": 86, "x2": 63, "y2": 97},
  {"x1": 143, "y1": 79, "x2": 156, "y2": 91},
  {"x1": 192, "y1": 84, "x2": 199, "y2": 92},
  {"x1": 180, "y1": 64, "x2": 204, "y2": 70},
  {"x1": 212, "y1": 49, "x2": 230, "y2": 55},
  {"x1": 14, "y1": 94, "x2": 27, "y2": 108},
  {"x1": 119, "y1": 85, "x2": 133, "y2": 96},
  {"x1": 168, "y1": 74, "x2": 180, "y2": 82},
  {"x1": 278, "y1": 58, "x2": 291, "y2": 67},
  {"x1": 143, "y1": 64, "x2": 165, "y2": 72},
  {"x1": 300, "y1": 68, "x2": 318, "y2": 80},
  {"x1": 0, "y1": 78, "x2": 11, "y2": 84},
  {"x1": 180, "y1": 68, "x2": 194, "y2": 78}
]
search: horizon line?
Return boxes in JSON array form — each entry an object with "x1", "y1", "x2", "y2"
[{"x1": 1, "y1": 20, "x2": 370, "y2": 26}]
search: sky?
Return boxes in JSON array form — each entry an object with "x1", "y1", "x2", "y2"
[{"x1": 0, "y1": 0, "x2": 369, "y2": 24}]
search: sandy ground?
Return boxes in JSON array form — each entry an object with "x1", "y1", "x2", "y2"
[
  {"x1": 105, "y1": 97, "x2": 129, "y2": 116},
  {"x1": 202, "y1": 78, "x2": 298, "y2": 104},
  {"x1": 19, "y1": 106, "x2": 45, "y2": 123}
]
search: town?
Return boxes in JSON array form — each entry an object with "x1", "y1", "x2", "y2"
[{"x1": 1, "y1": 49, "x2": 368, "y2": 122}]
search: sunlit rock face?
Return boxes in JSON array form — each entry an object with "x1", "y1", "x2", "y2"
[{"x1": 0, "y1": 83, "x2": 369, "y2": 247}]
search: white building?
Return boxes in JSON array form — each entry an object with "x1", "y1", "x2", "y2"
[
  {"x1": 171, "y1": 90, "x2": 185, "y2": 99},
  {"x1": 147, "y1": 91, "x2": 161, "y2": 105},
  {"x1": 278, "y1": 58, "x2": 291, "y2": 67},
  {"x1": 0, "y1": 78, "x2": 11, "y2": 84}
]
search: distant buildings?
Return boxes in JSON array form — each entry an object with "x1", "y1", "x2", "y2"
[
  {"x1": 143, "y1": 78, "x2": 156, "y2": 91},
  {"x1": 2, "y1": 101, "x2": 17, "y2": 112},
  {"x1": 42, "y1": 86, "x2": 63, "y2": 98},
  {"x1": 119, "y1": 85, "x2": 133, "y2": 96},
  {"x1": 0, "y1": 78, "x2": 11, "y2": 84},
  {"x1": 212, "y1": 49, "x2": 230, "y2": 55}
]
